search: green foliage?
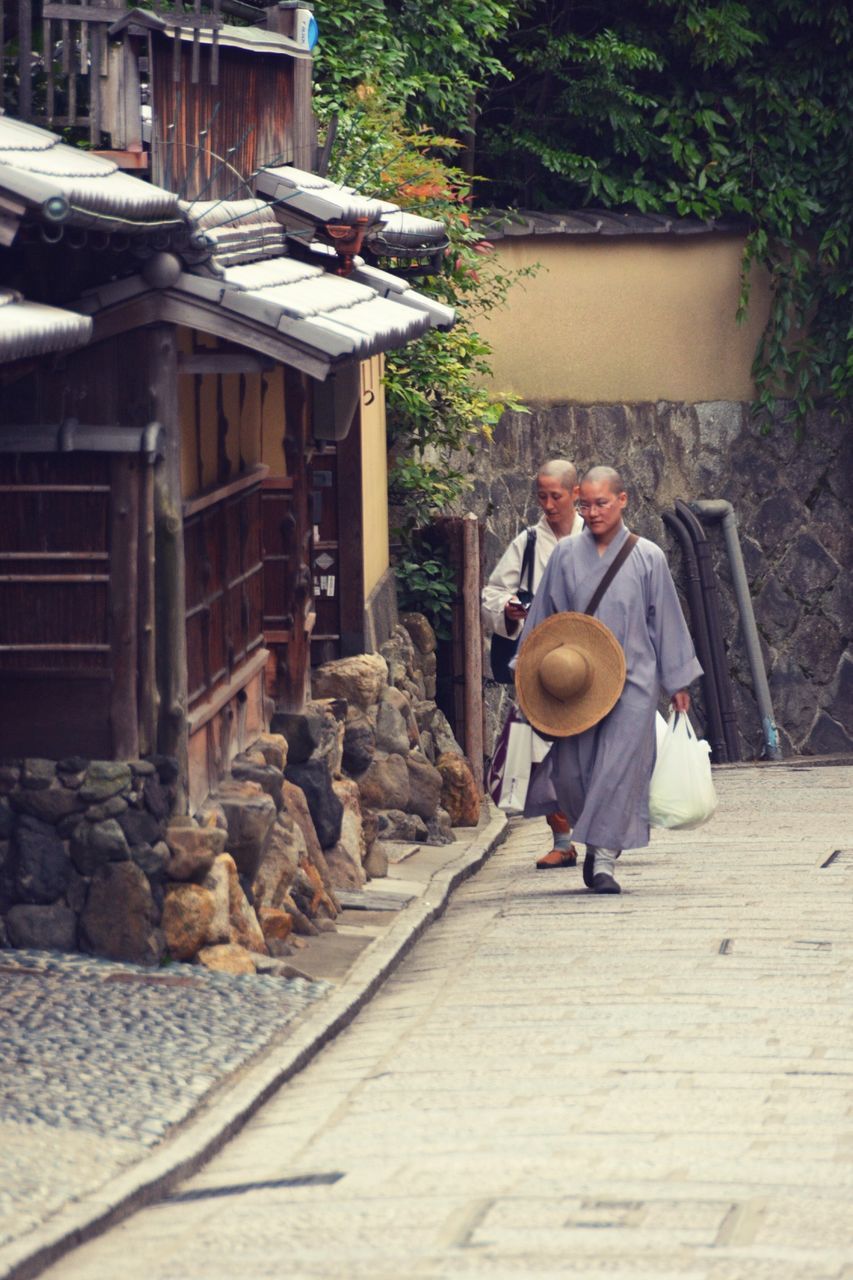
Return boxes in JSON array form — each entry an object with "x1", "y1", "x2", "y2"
[
  {"x1": 322, "y1": 95, "x2": 530, "y2": 622},
  {"x1": 394, "y1": 550, "x2": 457, "y2": 640},
  {"x1": 310, "y1": 0, "x2": 516, "y2": 131},
  {"x1": 476, "y1": 0, "x2": 852, "y2": 424}
]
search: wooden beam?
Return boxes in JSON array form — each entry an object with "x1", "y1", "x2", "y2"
[
  {"x1": 178, "y1": 352, "x2": 275, "y2": 375},
  {"x1": 146, "y1": 326, "x2": 190, "y2": 811},
  {"x1": 138, "y1": 454, "x2": 158, "y2": 756},
  {"x1": 186, "y1": 647, "x2": 268, "y2": 734},
  {"x1": 181, "y1": 462, "x2": 269, "y2": 518},
  {"x1": 109, "y1": 455, "x2": 141, "y2": 759}
]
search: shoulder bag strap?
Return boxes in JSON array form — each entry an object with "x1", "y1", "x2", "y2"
[
  {"x1": 520, "y1": 527, "x2": 537, "y2": 594},
  {"x1": 584, "y1": 532, "x2": 639, "y2": 616}
]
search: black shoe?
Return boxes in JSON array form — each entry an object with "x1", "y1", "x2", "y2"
[
  {"x1": 583, "y1": 849, "x2": 595, "y2": 889},
  {"x1": 591, "y1": 872, "x2": 621, "y2": 895}
]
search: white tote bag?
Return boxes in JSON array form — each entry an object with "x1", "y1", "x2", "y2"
[
  {"x1": 487, "y1": 709, "x2": 552, "y2": 814},
  {"x1": 648, "y1": 711, "x2": 717, "y2": 830}
]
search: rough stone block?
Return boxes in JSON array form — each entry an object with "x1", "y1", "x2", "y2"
[
  {"x1": 78, "y1": 762, "x2": 132, "y2": 804},
  {"x1": 803, "y1": 710, "x2": 853, "y2": 756},
  {"x1": 284, "y1": 759, "x2": 343, "y2": 850},
  {"x1": 217, "y1": 781, "x2": 277, "y2": 883},
  {"x1": 322, "y1": 841, "x2": 365, "y2": 891},
  {"x1": 342, "y1": 708, "x2": 376, "y2": 777},
  {"x1": 21, "y1": 759, "x2": 56, "y2": 790},
  {"x1": 223, "y1": 853, "x2": 268, "y2": 954},
  {"x1": 356, "y1": 752, "x2": 410, "y2": 812},
  {"x1": 165, "y1": 823, "x2": 225, "y2": 881},
  {"x1": 311, "y1": 653, "x2": 389, "y2": 710},
  {"x1": 363, "y1": 841, "x2": 389, "y2": 879},
  {"x1": 5, "y1": 902, "x2": 76, "y2": 952},
  {"x1": 80, "y1": 862, "x2": 160, "y2": 965},
  {"x1": 333, "y1": 777, "x2": 367, "y2": 869},
  {"x1": 373, "y1": 690, "x2": 411, "y2": 755},
  {"x1": 251, "y1": 732, "x2": 289, "y2": 772},
  {"x1": 14, "y1": 784, "x2": 83, "y2": 825},
  {"x1": 269, "y1": 711, "x2": 325, "y2": 764},
  {"x1": 85, "y1": 795, "x2": 128, "y2": 822},
  {"x1": 405, "y1": 754, "x2": 443, "y2": 820},
  {"x1": 436, "y1": 752, "x2": 481, "y2": 827},
  {"x1": 162, "y1": 883, "x2": 216, "y2": 961},
  {"x1": 253, "y1": 814, "x2": 301, "y2": 911},
  {"x1": 118, "y1": 808, "x2": 163, "y2": 848},
  {"x1": 131, "y1": 840, "x2": 170, "y2": 880},
  {"x1": 229, "y1": 757, "x2": 285, "y2": 809},
  {"x1": 14, "y1": 814, "x2": 71, "y2": 904},
  {"x1": 258, "y1": 905, "x2": 293, "y2": 943},
  {"x1": 374, "y1": 809, "x2": 429, "y2": 843},
  {"x1": 400, "y1": 612, "x2": 437, "y2": 656},
  {"x1": 196, "y1": 943, "x2": 256, "y2": 975},
  {"x1": 202, "y1": 853, "x2": 232, "y2": 946}
]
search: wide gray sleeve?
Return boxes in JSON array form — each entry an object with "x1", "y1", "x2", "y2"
[{"x1": 648, "y1": 548, "x2": 703, "y2": 694}]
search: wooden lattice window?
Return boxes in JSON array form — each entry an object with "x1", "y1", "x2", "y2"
[{"x1": 183, "y1": 467, "x2": 265, "y2": 711}]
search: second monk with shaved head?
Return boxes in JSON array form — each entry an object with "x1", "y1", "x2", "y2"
[{"x1": 520, "y1": 466, "x2": 702, "y2": 894}]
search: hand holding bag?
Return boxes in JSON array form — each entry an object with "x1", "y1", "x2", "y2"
[
  {"x1": 648, "y1": 710, "x2": 717, "y2": 830},
  {"x1": 486, "y1": 706, "x2": 552, "y2": 812}
]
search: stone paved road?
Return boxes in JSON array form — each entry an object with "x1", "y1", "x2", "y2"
[
  {"x1": 0, "y1": 953, "x2": 329, "y2": 1251},
  {"x1": 41, "y1": 764, "x2": 853, "y2": 1279}
]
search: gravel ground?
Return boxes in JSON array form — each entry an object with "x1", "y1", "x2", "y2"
[{"x1": 0, "y1": 949, "x2": 330, "y2": 1250}]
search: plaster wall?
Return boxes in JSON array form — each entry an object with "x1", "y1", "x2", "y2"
[
  {"x1": 360, "y1": 354, "x2": 390, "y2": 597},
  {"x1": 479, "y1": 235, "x2": 772, "y2": 404}
]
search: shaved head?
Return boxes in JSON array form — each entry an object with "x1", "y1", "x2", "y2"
[
  {"x1": 537, "y1": 458, "x2": 577, "y2": 491},
  {"x1": 581, "y1": 465, "x2": 625, "y2": 495}
]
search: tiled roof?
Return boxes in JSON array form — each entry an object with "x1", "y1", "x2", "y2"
[
  {"x1": 477, "y1": 208, "x2": 747, "y2": 239},
  {"x1": 0, "y1": 117, "x2": 184, "y2": 230},
  {"x1": 256, "y1": 166, "x2": 450, "y2": 261},
  {"x1": 0, "y1": 288, "x2": 92, "y2": 362},
  {"x1": 77, "y1": 200, "x2": 454, "y2": 369}
]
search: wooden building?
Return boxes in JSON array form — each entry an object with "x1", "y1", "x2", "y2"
[{"x1": 0, "y1": 12, "x2": 452, "y2": 811}]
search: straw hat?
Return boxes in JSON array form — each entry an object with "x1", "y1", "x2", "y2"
[{"x1": 515, "y1": 612, "x2": 626, "y2": 737}]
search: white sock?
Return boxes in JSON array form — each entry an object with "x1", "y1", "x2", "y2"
[
  {"x1": 593, "y1": 847, "x2": 620, "y2": 878},
  {"x1": 553, "y1": 831, "x2": 573, "y2": 851}
]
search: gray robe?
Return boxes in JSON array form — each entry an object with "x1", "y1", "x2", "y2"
[{"x1": 522, "y1": 523, "x2": 702, "y2": 850}]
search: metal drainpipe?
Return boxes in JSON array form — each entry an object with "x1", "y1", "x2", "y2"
[
  {"x1": 662, "y1": 508, "x2": 728, "y2": 763},
  {"x1": 690, "y1": 499, "x2": 782, "y2": 761},
  {"x1": 675, "y1": 500, "x2": 742, "y2": 762}
]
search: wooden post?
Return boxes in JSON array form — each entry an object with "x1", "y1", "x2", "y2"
[
  {"x1": 265, "y1": 3, "x2": 315, "y2": 169},
  {"x1": 138, "y1": 454, "x2": 158, "y2": 755},
  {"x1": 148, "y1": 327, "x2": 189, "y2": 812},
  {"x1": 109, "y1": 455, "x2": 140, "y2": 759},
  {"x1": 280, "y1": 366, "x2": 312, "y2": 712},
  {"x1": 336, "y1": 405, "x2": 365, "y2": 656},
  {"x1": 462, "y1": 511, "x2": 484, "y2": 790}
]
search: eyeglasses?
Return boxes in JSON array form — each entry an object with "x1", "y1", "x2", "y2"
[{"x1": 575, "y1": 499, "x2": 614, "y2": 514}]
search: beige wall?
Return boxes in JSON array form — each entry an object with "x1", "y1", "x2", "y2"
[
  {"x1": 478, "y1": 234, "x2": 771, "y2": 404},
  {"x1": 359, "y1": 355, "x2": 390, "y2": 597}
]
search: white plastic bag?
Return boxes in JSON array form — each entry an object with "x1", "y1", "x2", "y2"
[
  {"x1": 648, "y1": 711, "x2": 717, "y2": 830},
  {"x1": 487, "y1": 708, "x2": 552, "y2": 813}
]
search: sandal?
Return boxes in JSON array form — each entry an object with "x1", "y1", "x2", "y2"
[{"x1": 535, "y1": 846, "x2": 578, "y2": 869}]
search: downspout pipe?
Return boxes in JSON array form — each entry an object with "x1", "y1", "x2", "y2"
[
  {"x1": 690, "y1": 499, "x2": 782, "y2": 762},
  {"x1": 662, "y1": 508, "x2": 728, "y2": 762},
  {"x1": 674, "y1": 500, "x2": 742, "y2": 762}
]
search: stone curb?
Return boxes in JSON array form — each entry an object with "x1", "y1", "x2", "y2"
[{"x1": 0, "y1": 803, "x2": 509, "y2": 1280}]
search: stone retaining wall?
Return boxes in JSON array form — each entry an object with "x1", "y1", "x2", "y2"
[
  {"x1": 0, "y1": 614, "x2": 482, "y2": 966},
  {"x1": 466, "y1": 400, "x2": 852, "y2": 759}
]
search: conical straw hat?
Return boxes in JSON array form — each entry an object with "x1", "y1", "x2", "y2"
[{"x1": 515, "y1": 612, "x2": 626, "y2": 737}]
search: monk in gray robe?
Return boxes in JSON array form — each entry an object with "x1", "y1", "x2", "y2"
[{"x1": 522, "y1": 466, "x2": 702, "y2": 893}]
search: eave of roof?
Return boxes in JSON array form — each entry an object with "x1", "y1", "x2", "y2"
[
  {"x1": 477, "y1": 208, "x2": 748, "y2": 240},
  {"x1": 0, "y1": 288, "x2": 92, "y2": 362},
  {"x1": 0, "y1": 116, "x2": 185, "y2": 233}
]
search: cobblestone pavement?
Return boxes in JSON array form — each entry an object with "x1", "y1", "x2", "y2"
[
  {"x1": 33, "y1": 763, "x2": 853, "y2": 1278},
  {"x1": 0, "y1": 951, "x2": 329, "y2": 1251}
]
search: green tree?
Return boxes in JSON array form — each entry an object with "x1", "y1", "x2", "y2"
[{"x1": 475, "y1": 0, "x2": 852, "y2": 423}]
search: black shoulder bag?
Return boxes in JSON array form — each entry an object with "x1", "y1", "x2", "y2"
[{"x1": 489, "y1": 528, "x2": 537, "y2": 684}]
